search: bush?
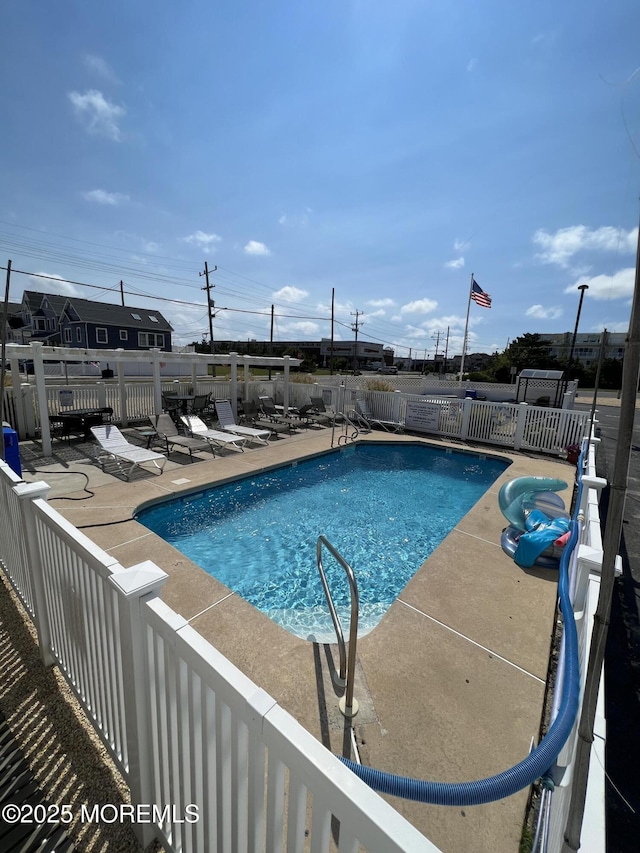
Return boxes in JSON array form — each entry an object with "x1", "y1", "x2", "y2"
[
  {"x1": 289, "y1": 373, "x2": 316, "y2": 384},
  {"x1": 364, "y1": 378, "x2": 395, "y2": 391}
]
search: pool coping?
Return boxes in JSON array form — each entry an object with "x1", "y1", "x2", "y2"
[{"x1": 28, "y1": 428, "x2": 574, "y2": 853}]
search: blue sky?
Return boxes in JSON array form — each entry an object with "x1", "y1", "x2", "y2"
[{"x1": 2, "y1": 1, "x2": 640, "y2": 360}]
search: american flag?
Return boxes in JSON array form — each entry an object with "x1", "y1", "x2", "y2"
[{"x1": 470, "y1": 278, "x2": 492, "y2": 308}]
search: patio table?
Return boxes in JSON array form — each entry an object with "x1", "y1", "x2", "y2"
[{"x1": 56, "y1": 408, "x2": 105, "y2": 439}]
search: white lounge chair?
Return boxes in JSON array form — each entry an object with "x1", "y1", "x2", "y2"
[
  {"x1": 214, "y1": 400, "x2": 271, "y2": 445},
  {"x1": 180, "y1": 415, "x2": 246, "y2": 452},
  {"x1": 150, "y1": 414, "x2": 216, "y2": 461},
  {"x1": 91, "y1": 424, "x2": 168, "y2": 480},
  {"x1": 354, "y1": 400, "x2": 404, "y2": 433}
]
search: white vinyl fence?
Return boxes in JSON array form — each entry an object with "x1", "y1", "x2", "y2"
[
  {"x1": 4, "y1": 377, "x2": 585, "y2": 458},
  {"x1": 0, "y1": 459, "x2": 434, "y2": 853},
  {"x1": 327, "y1": 390, "x2": 589, "y2": 457}
]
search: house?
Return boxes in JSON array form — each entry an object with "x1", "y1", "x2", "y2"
[
  {"x1": 59, "y1": 296, "x2": 173, "y2": 351},
  {"x1": 16, "y1": 291, "x2": 173, "y2": 352},
  {"x1": 16, "y1": 291, "x2": 69, "y2": 344}
]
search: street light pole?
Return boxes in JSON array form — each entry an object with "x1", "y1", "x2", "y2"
[{"x1": 567, "y1": 284, "x2": 589, "y2": 377}]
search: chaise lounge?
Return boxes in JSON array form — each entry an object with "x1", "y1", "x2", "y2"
[
  {"x1": 150, "y1": 414, "x2": 216, "y2": 462},
  {"x1": 180, "y1": 415, "x2": 247, "y2": 452},
  {"x1": 214, "y1": 400, "x2": 272, "y2": 445},
  {"x1": 91, "y1": 424, "x2": 168, "y2": 480}
]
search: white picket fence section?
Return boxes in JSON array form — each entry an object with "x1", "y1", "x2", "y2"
[
  {"x1": 0, "y1": 459, "x2": 434, "y2": 853},
  {"x1": 338, "y1": 391, "x2": 590, "y2": 457}
]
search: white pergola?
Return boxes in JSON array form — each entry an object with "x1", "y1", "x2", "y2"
[{"x1": 4, "y1": 342, "x2": 301, "y2": 456}]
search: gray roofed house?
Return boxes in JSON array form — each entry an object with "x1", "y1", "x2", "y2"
[{"x1": 17, "y1": 291, "x2": 173, "y2": 352}]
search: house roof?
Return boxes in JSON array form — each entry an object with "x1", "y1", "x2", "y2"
[
  {"x1": 61, "y1": 296, "x2": 173, "y2": 331},
  {"x1": 23, "y1": 291, "x2": 68, "y2": 317}
]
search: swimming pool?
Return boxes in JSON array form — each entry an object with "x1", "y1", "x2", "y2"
[{"x1": 136, "y1": 443, "x2": 509, "y2": 638}]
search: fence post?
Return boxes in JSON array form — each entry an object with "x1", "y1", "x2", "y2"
[
  {"x1": 117, "y1": 350, "x2": 128, "y2": 426},
  {"x1": 13, "y1": 481, "x2": 55, "y2": 667},
  {"x1": 96, "y1": 380, "x2": 107, "y2": 409},
  {"x1": 22, "y1": 383, "x2": 37, "y2": 439},
  {"x1": 460, "y1": 398, "x2": 472, "y2": 440},
  {"x1": 110, "y1": 560, "x2": 168, "y2": 850},
  {"x1": 513, "y1": 404, "x2": 528, "y2": 450}
]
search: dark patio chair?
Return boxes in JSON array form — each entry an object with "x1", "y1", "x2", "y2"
[{"x1": 190, "y1": 394, "x2": 211, "y2": 419}]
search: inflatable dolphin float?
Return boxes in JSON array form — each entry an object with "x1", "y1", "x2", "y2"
[{"x1": 498, "y1": 476, "x2": 570, "y2": 569}]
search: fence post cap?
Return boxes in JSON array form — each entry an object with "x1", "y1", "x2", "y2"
[
  {"x1": 109, "y1": 560, "x2": 168, "y2": 596},
  {"x1": 13, "y1": 480, "x2": 51, "y2": 499}
]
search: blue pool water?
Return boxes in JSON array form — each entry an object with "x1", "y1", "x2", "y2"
[{"x1": 136, "y1": 443, "x2": 508, "y2": 638}]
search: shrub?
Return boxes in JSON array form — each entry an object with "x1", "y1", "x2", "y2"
[
  {"x1": 289, "y1": 373, "x2": 317, "y2": 384},
  {"x1": 364, "y1": 378, "x2": 395, "y2": 392}
]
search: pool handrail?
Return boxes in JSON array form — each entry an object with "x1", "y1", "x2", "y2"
[{"x1": 316, "y1": 534, "x2": 360, "y2": 718}]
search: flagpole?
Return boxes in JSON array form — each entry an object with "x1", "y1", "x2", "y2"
[{"x1": 458, "y1": 272, "x2": 474, "y2": 384}]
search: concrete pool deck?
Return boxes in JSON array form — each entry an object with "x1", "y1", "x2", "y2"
[{"x1": 17, "y1": 425, "x2": 575, "y2": 853}]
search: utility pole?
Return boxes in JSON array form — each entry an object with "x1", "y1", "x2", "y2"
[
  {"x1": 268, "y1": 304, "x2": 274, "y2": 380},
  {"x1": 119, "y1": 280, "x2": 125, "y2": 306},
  {"x1": 330, "y1": 288, "x2": 335, "y2": 375},
  {"x1": 350, "y1": 309, "x2": 363, "y2": 373},
  {"x1": 443, "y1": 326, "x2": 450, "y2": 375},
  {"x1": 431, "y1": 330, "x2": 442, "y2": 376},
  {"x1": 199, "y1": 261, "x2": 218, "y2": 376}
]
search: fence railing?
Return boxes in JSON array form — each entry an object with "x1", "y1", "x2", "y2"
[
  {"x1": 543, "y1": 438, "x2": 608, "y2": 850},
  {"x1": 342, "y1": 392, "x2": 590, "y2": 457},
  {"x1": 0, "y1": 459, "x2": 434, "y2": 853}
]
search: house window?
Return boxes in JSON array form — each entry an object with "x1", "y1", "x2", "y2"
[
  {"x1": 96, "y1": 327, "x2": 108, "y2": 344},
  {"x1": 34, "y1": 318, "x2": 47, "y2": 332},
  {"x1": 138, "y1": 332, "x2": 164, "y2": 348},
  {"x1": 120, "y1": 330, "x2": 128, "y2": 341},
  {"x1": 131, "y1": 313, "x2": 142, "y2": 321},
  {"x1": 64, "y1": 328, "x2": 72, "y2": 343},
  {"x1": 149, "y1": 315, "x2": 159, "y2": 323},
  {"x1": 76, "y1": 327, "x2": 82, "y2": 342}
]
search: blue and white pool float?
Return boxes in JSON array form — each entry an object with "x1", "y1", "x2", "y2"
[{"x1": 498, "y1": 476, "x2": 570, "y2": 569}]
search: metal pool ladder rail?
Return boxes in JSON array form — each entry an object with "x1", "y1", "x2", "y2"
[{"x1": 316, "y1": 535, "x2": 359, "y2": 717}]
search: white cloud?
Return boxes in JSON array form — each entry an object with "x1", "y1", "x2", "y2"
[
  {"x1": 273, "y1": 285, "x2": 308, "y2": 303},
  {"x1": 83, "y1": 54, "x2": 119, "y2": 84},
  {"x1": 68, "y1": 89, "x2": 126, "y2": 141},
  {"x1": 281, "y1": 321, "x2": 319, "y2": 335},
  {"x1": 244, "y1": 240, "x2": 271, "y2": 256},
  {"x1": 445, "y1": 257, "x2": 465, "y2": 270},
  {"x1": 82, "y1": 188, "x2": 129, "y2": 206},
  {"x1": 183, "y1": 231, "x2": 222, "y2": 250},
  {"x1": 525, "y1": 304, "x2": 563, "y2": 320},
  {"x1": 466, "y1": 58, "x2": 477, "y2": 72},
  {"x1": 27, "y1": 273, "x2": 81, "y2": 297},
  {"x1": 564, "y1": 268, "x2": 635, "y2": 300},
  {"x1": 533, "y1": 225, "x2": 638, "y2": 268},
  {"x1": 454, "y1": 238, "x2": 470, "y2": 252},
  {"x1": 367, "y1": 298, "x2": 395, "y2": 308},
  {"x1": 400, "y1": 298, "x2": 438, "y2": 314}
]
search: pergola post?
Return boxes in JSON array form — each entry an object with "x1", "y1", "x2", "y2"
[
  {"x1": 31, "y1": 343, "x2": 51, "y2": 455},
  {"x1": 283, "y1": 356, "x2": 291, "y2": 413},
  {"x1": 229, "y1": 353, "x2": 238, "y2": 418},
  {"x1": 116, "y1": 350, "x2": 128, "y2": 426},
  {"x1": 151, "y1": 349, "x2": 162, "y2": 415}
]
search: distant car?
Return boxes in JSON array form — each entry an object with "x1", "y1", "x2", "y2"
[{"x1": 377, "y1": 365, "x2": 398, "y2": 375}]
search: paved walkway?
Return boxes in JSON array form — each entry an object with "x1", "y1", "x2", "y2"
[{"x1": 9, "y1": 425, "x2": 575, "y2": 853}]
